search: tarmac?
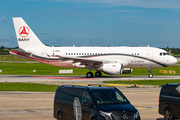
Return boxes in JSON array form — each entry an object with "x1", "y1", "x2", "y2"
[
  {"x1": 0, "y1": 86, "x2": 164, "y2": 120},
  {"x1": 0, "y1": 75, "x2": 180, "y2": 83},
  {"x1": 1, "y1": 75, "x2": 180, "y2": 120}
]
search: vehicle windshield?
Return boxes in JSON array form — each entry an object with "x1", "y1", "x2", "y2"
[{"x1": 91, "y1": 89, "x2": 129, "y2": 105}]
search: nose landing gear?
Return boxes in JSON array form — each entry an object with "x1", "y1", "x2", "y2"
[{"x1": 148, "y1": 68, "x2": 153, "y2": 78}]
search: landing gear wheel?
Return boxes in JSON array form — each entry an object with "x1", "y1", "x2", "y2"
[
  {"x1": 148, "y1": 74, "x2": 153, "y2": 78},
  {"x1": 57, "y1": 112, "x2": 64, "y2": 120},
  {"x1": 86, "y1": 72, "x2": 93, "y2": 78},
  {"x1": 148, "y1": 68, "x2": 153, "y2": 78},
  {"x1": 95, "y1": 71, "x2": 102, "y2": 77},
  {"x1": 164, "y1": 108, "x2": 174, "y2": 120}
]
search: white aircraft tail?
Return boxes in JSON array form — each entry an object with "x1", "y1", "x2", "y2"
[{"x1": 12, "y1": 17, "x2": 46, "y2": 49}]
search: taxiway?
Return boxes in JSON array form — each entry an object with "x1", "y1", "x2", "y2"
[{"x1": 0, "y1": 75, "x2": 180, "y2": 83}]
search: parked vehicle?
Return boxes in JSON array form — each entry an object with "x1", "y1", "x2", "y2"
[
  {"x1": 159, "y1": 83, "x2": 180, "y2": 120},
  {"x1": 54, "y1": 85, "x2": 140, "y2": 120}
]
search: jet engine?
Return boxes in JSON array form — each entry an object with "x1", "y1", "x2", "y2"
[
  {"x1": 97, "y1": 63, "x2": 123, "y2": 75},
  {"x1": 122, "y1": 68, "x2": 133, "y2": 74}
]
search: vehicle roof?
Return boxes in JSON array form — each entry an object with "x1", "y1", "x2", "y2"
[
  {"x1": 58, "y1": 85, "x2": 117, "y2": 90},
  {"x1": 163, "y1": 83, "x2": 180, "y2": 86}
]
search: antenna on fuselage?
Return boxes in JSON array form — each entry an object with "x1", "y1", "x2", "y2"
[{"x1": 167, "y1": 43, "x2": 169, "y2": 52}]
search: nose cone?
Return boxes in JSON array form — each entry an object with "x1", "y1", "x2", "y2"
[{"x1": 169, "y1": 56, "x2": 178, "y2": 66}]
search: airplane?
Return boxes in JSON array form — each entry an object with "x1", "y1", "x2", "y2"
[{"x1": 9, "y1": 17, "x2": 177, "y2": 78}]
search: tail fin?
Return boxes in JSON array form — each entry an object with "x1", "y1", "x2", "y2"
[{"x1": 12, "y1": 17, "x2": 46, "y2": 49}]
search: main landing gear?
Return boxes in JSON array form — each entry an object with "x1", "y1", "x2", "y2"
[
  {"x1": 148, "y1": 68, "x2": 153, "y2": 78},
  {"x1": 86, "y1": 71, "x2": 102, "y2": 78}
]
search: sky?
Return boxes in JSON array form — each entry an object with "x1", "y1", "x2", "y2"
[{"x1": 1, "y1": 0, "x2": 180, "y2": 48}]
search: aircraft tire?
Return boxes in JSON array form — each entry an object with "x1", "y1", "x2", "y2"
[
  {"x1": 86, "y1": 72, "x2": 93, "y2": 78},
  {"x1": 95, "y1": 71, "x2": 102, "y2": 77},
  {"x1": 148, "y1": 74, "x2": 153, "y2": 78}
]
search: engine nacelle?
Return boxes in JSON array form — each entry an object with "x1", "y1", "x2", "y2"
[
  {"x1": 97, "y1": 63, "x2": 123, "y2": 75},
  {"x1": 122, "y1": 68, "x2": 133, "y2": 74}
]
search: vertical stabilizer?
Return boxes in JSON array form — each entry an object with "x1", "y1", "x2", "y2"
[{"x1": 12, "y1": 17, "x2": 46, "y2": 49}]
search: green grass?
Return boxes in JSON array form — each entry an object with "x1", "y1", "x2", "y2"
[
  {"x1": 125, "y1": 65, "x2": 180, "y2": 76},
  {"x1": 103, "y1": 79, "x2": 180, "y2": 85},
  {"x1": 0, "y1": 62, "x2": 91, "y2": 75},
  {"x1": 0, "y1": 54, "x2": 31, "y2": 61},
  {"x1": 0, "y1": 83, "x2": 59, "y2": 92},
  {"x1": 1, "y1": 80, "x2": 180, "y2": 92}
]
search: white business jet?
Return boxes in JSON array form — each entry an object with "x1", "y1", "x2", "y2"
[{"x1": 10, "y1": 17, "x2": 177, "y2": 78}]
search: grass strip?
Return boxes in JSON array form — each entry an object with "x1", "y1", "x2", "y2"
[
  {"x1": 0, "y1": 83, "x2": 59, "y2": 92},
  {"x1": 0, "y1": 54, "x2": 31, "y2": 61},
  {"x1": 103, "y1": 79, "x2": 180, "y2": 85}
]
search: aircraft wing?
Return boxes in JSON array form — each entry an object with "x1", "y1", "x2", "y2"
[
  {"x1": 52, "y1": 55, "x2": 110, "y2": 67},
  {"x1": 52, "y1": 55, "x2": 128, "y2": 67}
]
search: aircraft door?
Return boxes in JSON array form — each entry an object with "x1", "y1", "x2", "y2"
[
  {"x1": 147, "y1": 49, "x2": 153, "y2": 60},
  {"x1": 42, "y1": 48, "x2": 47, "y2": 58}
]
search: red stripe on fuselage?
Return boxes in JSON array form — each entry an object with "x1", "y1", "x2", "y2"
[
  {"x1": 9, "y1": 51, "x2": 18, "y2": 55},
  {"x1": 10, "y1": 51, "x2": 60, "y2": 63}
]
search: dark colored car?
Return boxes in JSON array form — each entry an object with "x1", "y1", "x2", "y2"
[
  {"x1": 54, "y1": 85, "x2": 140, "y2": 120},
  {"x1": 159, "y1": 83, "x2": 180, "y2": 120}
]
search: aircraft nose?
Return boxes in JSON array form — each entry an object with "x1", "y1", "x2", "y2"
[{"x1": 170, "y1": 57, "x2": 178, "y2": 65}]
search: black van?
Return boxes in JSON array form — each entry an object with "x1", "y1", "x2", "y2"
[
  {"x1": 159, "y1": 83, "x2": 180, "y2": 120},
  {"x1": 54, "y1": 85, "x2": 140, "y2": 120}
]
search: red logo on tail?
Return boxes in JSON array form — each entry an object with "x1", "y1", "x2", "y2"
[{"x1": 19, "y1": 26, "x2": 30, "y2": 37}]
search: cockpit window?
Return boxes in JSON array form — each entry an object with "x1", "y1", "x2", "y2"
[{"x1": 160, "y1": 52, "x2": 170, "y2": 56}]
